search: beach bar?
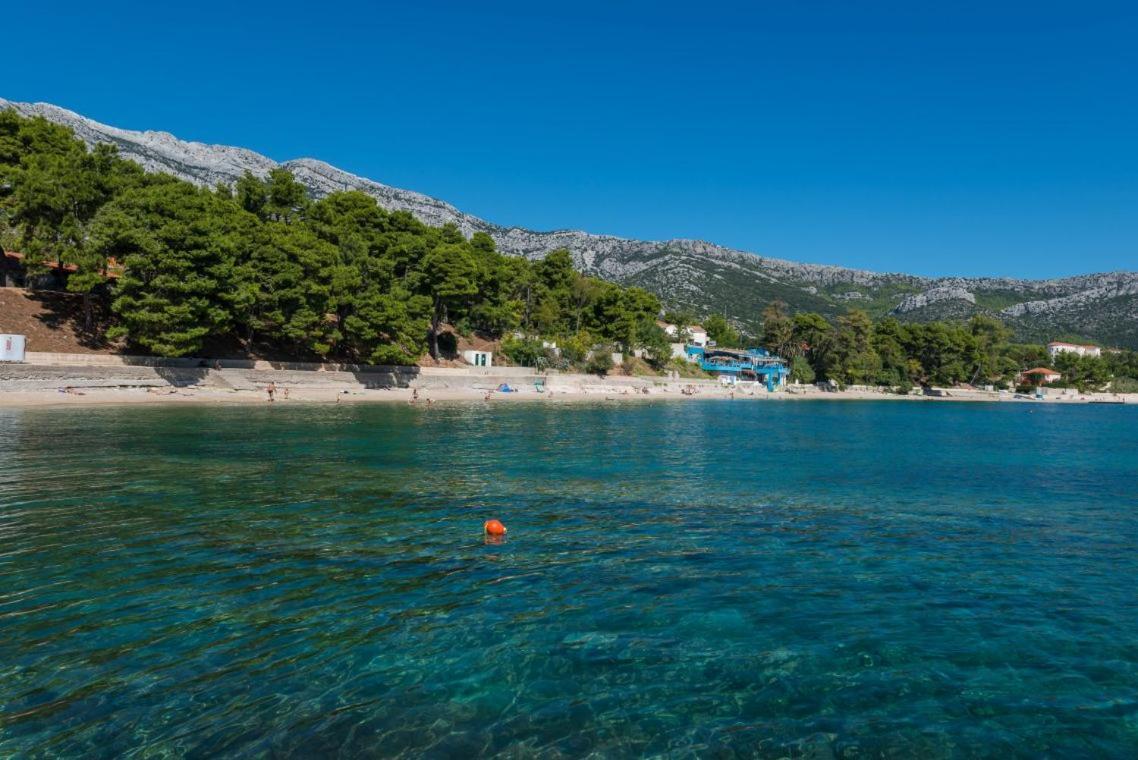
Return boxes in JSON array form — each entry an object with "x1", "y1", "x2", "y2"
[{"x1": 685, "y1": 345, "x2": 788, "y2": 391}]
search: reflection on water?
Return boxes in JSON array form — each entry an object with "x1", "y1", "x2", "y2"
[{"x1": 1, "y1": 401, "x2": 1137, "y2": 756}]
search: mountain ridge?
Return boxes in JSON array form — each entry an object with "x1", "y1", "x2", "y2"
[{"x1": 4, "y1": 97, "x2": 1137, "y2": 347}]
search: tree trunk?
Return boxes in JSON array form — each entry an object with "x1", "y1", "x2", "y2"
[
  {"x1": 82, "y1": 292, "x2": 93, "y2": 332},
  {"x1": 428, "y1": 325, "x2": 440, "y2": 360},
  {"x1": 428, "y1": 299, "x2": 442, "y2": 360}
]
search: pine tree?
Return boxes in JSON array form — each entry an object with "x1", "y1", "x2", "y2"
[
  {"x1": 421, "y1": 241, "x2": 478, "y2": 359},
  {"x1": 104, "y1": 182, "x2": 241, "y2": 356}
]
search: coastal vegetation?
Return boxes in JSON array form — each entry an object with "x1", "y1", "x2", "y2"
[
  {"x1": 2, "y1": 108, "x2": 1136, "y2": 391},
  {"x1": 756, "y1": 301, "x2": 1138, "y2": 392},
  {"x1": 0, "y1": 110, "x2": 665, "y2": 364}
]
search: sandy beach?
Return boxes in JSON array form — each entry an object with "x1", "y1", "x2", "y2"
[
  {"x1": 0, "y1": 378, "x2": 756, "y2": 408},
  {"x1": 2, "y1": 368, "x2": 1132, "y2": 409}
]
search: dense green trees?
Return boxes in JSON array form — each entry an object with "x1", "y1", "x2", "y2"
[
  {"x1": 0, "y1": 110, "x2": 664, "y2": 363},
  {"x1": 5, "y1": 109, "x2": 1136, "y2": 386},
  {"x1": 779, "y1": 309, "x2": 1015, "y2": 387},
  {"x1": 704, "y1": 314, "x2": 740, "y2": 348},
  {"x1": 100, "y1": 180, "x2": 247, "y2": 356},
  {"x1": 759, "y1": 306, "x2": 1136, "y2": 391}
]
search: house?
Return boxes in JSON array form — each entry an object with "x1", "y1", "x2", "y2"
[
  {"x1": 462, "y1": 350, "x2": 492, "y2": 368},
  {"x1": 1048, "y1": 341, "x2": 1101, "y2": 359},
  {"x1": 1021, "y1": 367, "x2": 1061, "y2": 385},
  {"x1": 687, "y1": 325, "x2": 709, "y2": 347},
  {"x1": 657, "y1": 321, "x2": 708, "y2": 346}
]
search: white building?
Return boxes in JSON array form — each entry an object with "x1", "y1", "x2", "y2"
[
  {"x1": 658, "y1": 321, "x2": 708, "y2": 349},
  {"x1": 462, "y1": 350, "x2": 492, "y2": 368},
  {"x1": 0, "y1": 334, "x2": 27, "y2": 362},
  {"x1": 1048, "y1": 341, "x2": 1101, "y2": 359},
  {"x1": 1021, "y1": 367, "x2": 1062, "y2": 385}
]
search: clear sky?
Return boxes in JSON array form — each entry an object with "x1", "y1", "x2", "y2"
[{"x1": 5, "y1": 1, "x2": 1137, "y2": 277}]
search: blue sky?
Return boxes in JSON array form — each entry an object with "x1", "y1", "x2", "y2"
[{"x1": 5, "y1": 1, "x2": 1137, "y2": 277}]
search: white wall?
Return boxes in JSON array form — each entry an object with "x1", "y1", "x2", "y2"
[
  {"x1": 0, "y1": 334, "x2": 26, "y2": 362},
  {"x1": 1048, "y1": 344, "x2": 1101, "y2": 358},
  {"x1": 462, "y1": 350, "x2": 492, "y2": 368}
]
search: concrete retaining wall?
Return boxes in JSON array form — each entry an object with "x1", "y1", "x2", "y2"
[
  {"x1": 0, "y1": 364, "x2": 417, "y2": 393},
  {"x1": 2, "y1": 351, "x2": 725, "y2": 396}
]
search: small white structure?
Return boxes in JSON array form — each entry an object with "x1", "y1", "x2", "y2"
[
  {"x1": 462, "y1": 350, "x2": 492, "y2": 368},
  {"x1": 1021, "y1": 367, "x2": 1062, "y2": 385},
  {"x1": 0, "y1": 334, "x2": 26, "y2": 362},
  {"x1": 670, "y1": 342, "x2": 687, "y2": 360},
  {"x1": 658, "y1": 321, "x2": 710, "y2": 347},
  {"x1": 1048, "y1": 341, "x2": 1101, "y2": 359}
]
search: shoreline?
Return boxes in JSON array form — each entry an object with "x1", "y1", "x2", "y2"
[
  {"x1": 1, "y1": 377, "x2": 1133, "y2": 409},
  {"x1": 2, "y1": 356, "x2": 1134, "y2": 409}
]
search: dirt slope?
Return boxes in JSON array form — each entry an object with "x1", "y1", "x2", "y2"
[{"x1": 0, "y1": 288, "x2": 117, "y2": 354}]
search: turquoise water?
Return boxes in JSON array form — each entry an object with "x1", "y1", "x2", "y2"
[{"x1": 2, "y1": 400, "x2": 1137, "y2": 757}]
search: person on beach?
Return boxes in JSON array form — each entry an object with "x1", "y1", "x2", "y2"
[
  {"x1": 266, "y1": 383, "x2": 276, "y2": 402},
  {"x1": 282, "y1": 387, "x2": 290, "y2": 400},
  {"x1": 410, "y1": 388, "x2": 419, "y2": 404}
]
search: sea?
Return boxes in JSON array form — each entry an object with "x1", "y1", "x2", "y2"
[{"x1": 2, "y1": 400, "x2": 1136, "y2": 757}]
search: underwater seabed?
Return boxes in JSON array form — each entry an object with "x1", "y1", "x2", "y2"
[{"x1": 1, "y1": 400, "x2": 1137, "y2": 756}]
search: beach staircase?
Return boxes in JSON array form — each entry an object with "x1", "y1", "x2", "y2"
[{"x1": 201, "y1": 369, "x2": 235, "y2": 390}]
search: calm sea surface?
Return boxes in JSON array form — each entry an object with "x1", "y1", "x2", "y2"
[{"x1": 2, "y1": 400, "x2": 1137, "y2": 757}]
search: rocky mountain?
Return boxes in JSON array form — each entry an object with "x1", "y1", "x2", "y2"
[{"x1": 4, "y1": 97, "x2": 1137, "y2": 348}]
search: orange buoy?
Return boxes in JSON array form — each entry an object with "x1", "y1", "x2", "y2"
[{"x1": 484, "y1": 519, "x2": 507, "y2": 536}]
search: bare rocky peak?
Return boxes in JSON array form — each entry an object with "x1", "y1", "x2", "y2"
[
  {"x1": 1, "y1": 99, "x2": 277, "y2": 186},
  {"x1": 894, "y1": 287, "x2": 977, "y2": 314},
  {"x1": 0, "y1": 98, "x2": 903, "y2": 281}
]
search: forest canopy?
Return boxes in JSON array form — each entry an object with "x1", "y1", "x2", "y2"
[
  {"x1": 0, "y1": 110, "x2": 664, "y2": 363},
  {"x1": 3, "y1": 108, "x2": 1136, "y2": 391}
]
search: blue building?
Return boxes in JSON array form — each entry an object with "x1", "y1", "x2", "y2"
[{"x1": 685, "y1": 345, "x2": 789, "y2": 391}]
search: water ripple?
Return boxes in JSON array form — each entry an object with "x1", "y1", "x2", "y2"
[{"x1": 1, "y1": 401, "x2": 1137, "y2": 757}]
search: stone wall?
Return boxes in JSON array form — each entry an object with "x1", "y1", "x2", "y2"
[{"x1": 1, "y1": 353, "x2": 724, "y2": 396}]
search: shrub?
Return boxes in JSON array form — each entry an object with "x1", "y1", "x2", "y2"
[
  {"x1": 1111, "y1": 376, "x2": 1138, "y2": 393},
  {"x1": 560, "y1": 332, "x2": 593, "y2": 364},
  {"x1": 789, "y1": 355, "x2": 815, "y2": 384},
  {"x1": 586, "y1": 350, "x2": 613, "y2": 377},
  {"x1": 500, "y1": 336, "x2": 548, "y2": 367}
]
